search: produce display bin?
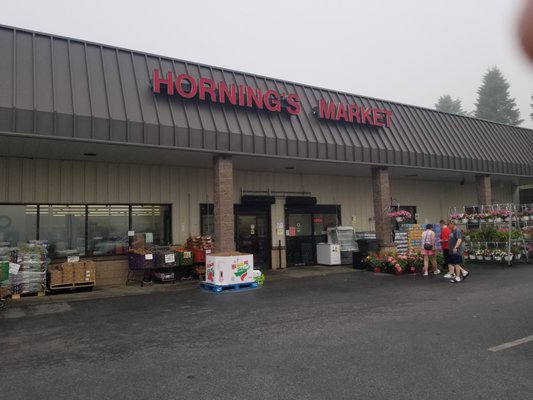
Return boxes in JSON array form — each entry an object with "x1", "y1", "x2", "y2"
[
  {"x1": 128, "y1": 253, "x2": 155, "y2": 270},
  {"x1": 176, "y1": 251, "x2": 193, "y2": 266},
  {"x1": 127, "y1": 253, "x2": 154, "y2": 286},
  {"x1": 153, "y1": 250, "x2": 177, "y2": 269}
]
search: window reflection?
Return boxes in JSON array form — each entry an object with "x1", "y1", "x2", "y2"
[
  {"x1": 40, "y1": 205, "x2": 86, "y2": 257},
  {"x1": 0, "y1": 205, "x2": 37, "y2": 246},
  {"x1": 88, "y1": 205, "x2": 129, "y2": 256}
]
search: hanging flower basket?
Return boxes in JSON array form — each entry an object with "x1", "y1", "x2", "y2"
[
  {"x1": 387, "y1": 210, "x2": 412, "y2": 221},
  {"x1": 484, "y1": 256, "x2": 492, "y2": 261},
  {"x1": 495, "y1": 217, "x2": 503, "y2": 223},
  {"x1": 505, "y1": 255, "x2": 513, "y2": 262},
  {"x1": 469, "y1": 254, "x2": 476, "y2": 260},
  {"x1": 521, "y1": 216, "x2": 530, "y2": 222},
  {"x1": 487, "y1": 218, "x2": 494, "y2": 223},
  {"x1": 476, "y1": 255, "x2": 484, "y2": 260}
]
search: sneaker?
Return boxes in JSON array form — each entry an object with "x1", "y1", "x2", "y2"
[
  {"x1": 461, "y1": 271, "x2": 470, "y2": 281},
  {"x1": 423, "y1": 272, "x2": 429, "y2": 276},
  {"x1": 443, "y1": 273, "x2": 455, "y2": 278},
  {"x1": 450, "y1": 276, "x2": 462, "y2": 283},
  {"x1": 433, "y1": 269, "x2": 441, "y2": 275}
]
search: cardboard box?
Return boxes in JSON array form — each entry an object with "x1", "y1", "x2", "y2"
[
  {"x1": 205, "y1": 252, "x2": 254, "y2": 285},
  {"x1": 49, "y1": 267, "x2": 63, "y2": 286},
  {"x1": 60, "y1": 263, "x2": 75, "y2": 284}
]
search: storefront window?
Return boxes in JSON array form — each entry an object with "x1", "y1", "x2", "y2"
[
  {"x1": 39, "y1": 205, "x2": 86, "y2": 258},
  {"x1": 0, "y1": 204, "x2": 171, "y2": 258},
  {"x1": 131, "y1": 205, "x2": 170, "y2": 246},
  {"x1": 0, "y1": 205, "x2": 37, "y2": 246},
  {"x1": 88, "y1": 205, "x2": 129, "y2": 256}
]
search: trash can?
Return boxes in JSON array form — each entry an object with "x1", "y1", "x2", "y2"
[
  {"x1": 352, "y1": 251, "x2": 364, "y2": 269},
  {"x1": 356, "y1": 239, "x2": 379, "y2": 259}
]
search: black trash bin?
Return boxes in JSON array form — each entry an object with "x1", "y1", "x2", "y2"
[
  {"x1": 356, "y1": 239, "x2": 379, "y2": 259},
  {"x1": 352, "y1": 251, "x2": 364, "y2": 269}
]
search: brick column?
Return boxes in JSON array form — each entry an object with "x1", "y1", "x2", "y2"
[
  {"x1": 372, "y1": 166, "x2": 393, "y2": 248},
  {"x1": 213, "y1": 155, "x2": 235, "y2": 253},
  {"x1": 476, "y1": 174, "x2": 492, "y2": 206}
]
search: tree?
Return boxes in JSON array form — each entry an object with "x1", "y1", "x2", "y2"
[
  {"x1": 435, "y1": 94, "x2": 466, "y2": 115},
  {"x1": 474, "y1": 67, "x2": 523, "y2": 126}
]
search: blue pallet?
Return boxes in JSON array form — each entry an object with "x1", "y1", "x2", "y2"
[{"x1": 200, "y1": 281, "x2": 259, "y2": 293}]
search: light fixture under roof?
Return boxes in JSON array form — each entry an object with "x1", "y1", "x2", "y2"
[
  {"x1": 285, "y1": 166, "x2": 295, "y2": 170},
  {"x1": 83, "y1": 152, "x2": 97, "y2": 157},
  {"x1": 406, "y1": 174, "x2": 418, "y2": 177}
]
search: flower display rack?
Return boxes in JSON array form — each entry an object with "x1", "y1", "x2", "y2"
[{"x1": 448, "y1": 203, "x2": 531, "y2": 265}]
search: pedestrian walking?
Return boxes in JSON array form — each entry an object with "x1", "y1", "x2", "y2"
[
  {"x1": 421, "y1": 224, "x2": 440, "y2": 276},
  {"x1": 448, "y1": 220, "x2": 470, "y2": 283},
  {"x1": 439, "y1": 219, "x2": 454, "y2": 278}
]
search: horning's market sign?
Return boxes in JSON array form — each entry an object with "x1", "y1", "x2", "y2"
[
  {"x1": 152, "y1": 69, "x2": 392, "y2": 128},
  {"x1": 313, "y1": 99, "x2": 393, "y2": 128}
]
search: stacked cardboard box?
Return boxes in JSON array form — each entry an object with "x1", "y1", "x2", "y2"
[
  {"x1": 49, "y1": 260, "x2": 96, "y2": 287},
  {"x1": 75, "y1": 261, "x2": 96, "y2": 283}
]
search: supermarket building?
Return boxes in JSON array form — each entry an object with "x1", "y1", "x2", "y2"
[{"x1": 1, "y1": 25, "x2": 533, "y2": 285}]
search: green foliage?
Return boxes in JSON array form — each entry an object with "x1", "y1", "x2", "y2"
[
  {"x1": 474, "y1": 67, "x2": 523, "y2": 126},
  {"x1": 435, "y1": 94, "x2": 466, "y2": 115}
]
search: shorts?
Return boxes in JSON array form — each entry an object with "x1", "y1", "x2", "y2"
[
  {"x1": 442, "y1": 249, "x2": 450, "y2": 264},
  {"x1": 449, "y1": 254, "x2": 462, "y2": 265}
]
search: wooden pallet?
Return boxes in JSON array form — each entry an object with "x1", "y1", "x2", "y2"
[
  {"x1": 200, "y1": 281, "x2": 258, "y2": 293},
  {"x1": 49, "y1": 281, "x2": 95, "y2": 290},
  {"x1": 11, "y1": 291, "x2": 46, "y2": 299}
]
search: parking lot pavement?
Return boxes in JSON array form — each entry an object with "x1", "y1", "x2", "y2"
[{"x1": 1, "y1": 262, "x2": 532, "y2": 400}]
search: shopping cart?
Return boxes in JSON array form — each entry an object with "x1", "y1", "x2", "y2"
[{"x1": 126, "y1": 252, "x2": 155, "y2": 286}]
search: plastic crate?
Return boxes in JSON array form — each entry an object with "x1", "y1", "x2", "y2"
[{"x1": 128, "y1": 253, "x2": 155, "y2": 270}]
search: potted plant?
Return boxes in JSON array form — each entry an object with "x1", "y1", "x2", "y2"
[
  {"x1": 475, "y1": 249, "x2": 484, "y2": 260},
  {"x1": 504, "y1": 252, "x2": 513, "y2": 262},
  {"x1": 483, "y1": 248, "x2": 492, "y2": 261},
  {"x1": 365, "y1": 253, "x2": 383, "y2": 273},
  {"x1": 511, "y1": 246, "x2": 522, "y2": 260},
  {"x1": 492, "y1": 249, "x2": 504, "y2": 261}
]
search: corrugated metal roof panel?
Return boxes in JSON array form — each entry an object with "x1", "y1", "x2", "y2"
[{"x1": 0, "y1": 24, "x2": 532, "y2": 178}]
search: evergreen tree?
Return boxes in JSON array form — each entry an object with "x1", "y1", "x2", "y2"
[
  {"x1": 435, "y1": 94, "x2": 466, "y2": 115},
  {"x1": 474, "y1": 67, "x2": 523, "y2": 126}
]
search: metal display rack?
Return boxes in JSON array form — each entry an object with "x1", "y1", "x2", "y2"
[{"x1": 448, "y1": 203, "x2": 531, "y2": 266}]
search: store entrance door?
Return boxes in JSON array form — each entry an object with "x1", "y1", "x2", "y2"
[
  {"x1": 285, "y1": 205, "x2": 340, "y2": 266},
  {"x1": 235, "y1": 206, "x2": 271, "y2": 270}
]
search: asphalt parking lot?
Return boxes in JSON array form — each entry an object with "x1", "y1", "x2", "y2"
[{"x1": 1, "y1": 262, "x2": 532, "y2": 400}]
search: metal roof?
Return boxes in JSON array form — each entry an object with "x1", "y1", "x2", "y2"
[{"x1": 0, "y1": 25, "x2": 532, "y2": 177}]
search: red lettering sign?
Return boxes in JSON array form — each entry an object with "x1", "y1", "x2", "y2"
[
  {"x1": 152, "y1": 69, "x2": 301, "y2": 115},
  {"x1": 315, "y1": 99, "x2": 392, "y2": 128}
]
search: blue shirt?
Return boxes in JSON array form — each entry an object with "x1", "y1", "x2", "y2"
[{"x1": 449, "y1": 228, "x2": 464, "y2": 255}]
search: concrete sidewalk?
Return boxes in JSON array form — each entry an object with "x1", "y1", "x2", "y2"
[{"x1": 4, "y1": 265, "x2": 356, "y2": 306}]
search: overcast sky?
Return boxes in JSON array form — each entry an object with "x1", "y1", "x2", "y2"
[{"x1": 2, "y1": 0, "x2": 533, "y2": 128}]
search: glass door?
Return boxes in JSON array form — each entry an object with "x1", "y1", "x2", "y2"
[
  {"x1": 235, "y1": 207, "x2": 271, "y2": 270},
  {"x1": 285, "y1": 205, "x2": 341, "y2": 266}
]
